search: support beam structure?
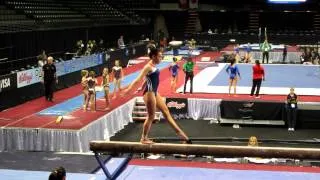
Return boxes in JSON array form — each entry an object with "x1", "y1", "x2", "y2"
[{"x1": 90, "y1": 141, "x2": 320, "y2": 160}]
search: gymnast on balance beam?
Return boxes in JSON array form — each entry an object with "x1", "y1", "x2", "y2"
[{"x1": 121, "y1": 48, "x2": 191, "y2": 144}]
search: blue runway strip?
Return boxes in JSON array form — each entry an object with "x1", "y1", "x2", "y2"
[{"x1": 38, "y1": 62, "x2": 170, "y2": 116}]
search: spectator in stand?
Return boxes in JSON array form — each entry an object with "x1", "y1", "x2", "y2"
[
  {"x1": 302, "y1": 47, "x2": 312, "y2": 65},
  {"x1": 311, "y1": 48, "x2": 319, "y2": 64},
  {"x1": 91, "y1": 40, "x2": 97, "y2": 54},
  {"x1": 76, "y1": 40, "x2": 85, "y2": 56},
  {"x1": 42, "y1": 57, "x2": 58, "y2": 102},
  {"x1": 287, "y1": 88, "x2": 298, "y2": 132},
  {"x1": 37, "y1": 50, "x2": 47, "y2": 67},
  {"x1": 97, "y1": 39, "x2": 105, "y2": 52},
  {"x1": 250, "y1": 60, "x2": 265, "y2": 98},
  {"x1": 48, "y1": 166, "x2": 66, "y2": 180},
  {"x1": 85, "y1": 40, "x2": 92, "y2": 56},
  {"x1": 118, "y1": 35, "x2": 125, "y2": 49}
]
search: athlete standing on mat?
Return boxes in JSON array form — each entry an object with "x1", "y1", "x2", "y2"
[
  {"x1": 169, "y1": 57, "x2": 179, "y2": 93},
  {"x1": 226, "y1": 59, "x2": 241, "y2": 96},
  {"x1": 112, "y1": 60, "x2": 124, "y2": 99},
  {"x1": 286, "y1": 88, "x2": 298, "y2": 131},
  {"x1": 250, "y1": 60, "x2": 265, "y2": 98},
  {"x1": 81, "y1": 70, "x2": 89, "y2": 110},
  {"x1": 122, "y1": 48, "x2": 190, "y2": 144},
  {"x1": 101, "y1": 68, "x2": 110, "y2": 110},
  {"x1": 86, "y1": 71, "x2": 97, "y2": 111}
]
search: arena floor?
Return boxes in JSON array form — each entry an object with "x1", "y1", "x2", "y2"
[
  {"x1": 179, "y1": 63, "x2": 320, "y2": 96},
  {"x1": 1, "y1": 50, "x2": 320, "y2": 179}
]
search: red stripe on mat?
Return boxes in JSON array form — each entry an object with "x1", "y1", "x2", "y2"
[{"x1": 130, "y1": 159, "x2": 320, "y2": 173}]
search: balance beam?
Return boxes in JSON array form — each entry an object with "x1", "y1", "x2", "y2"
[{"x1": 90, "y1": 141, "x2": 320, "y2": 159}]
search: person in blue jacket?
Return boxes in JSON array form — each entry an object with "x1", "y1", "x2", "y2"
[{"x1": 226, "y1": 58, "x2": 241, "y2": 96}]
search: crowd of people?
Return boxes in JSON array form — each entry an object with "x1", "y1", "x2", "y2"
[
  {"x1": 75, "y1": 39, "x2": 105, "y2": 56},
  {"x1": 229, "y1": 37, "x2": 320, "y2": 65},
  {"x1": 300, "y1": 47, "x2": 320, "y2": 65}
]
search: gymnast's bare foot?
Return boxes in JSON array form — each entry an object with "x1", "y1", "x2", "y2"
[{"x1": 140, "y1": 138, "x2": 154, "y2": 144}]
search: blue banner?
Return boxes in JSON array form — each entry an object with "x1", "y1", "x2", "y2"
[{"x1": 56, "y1": 54, "x2": 103, "y2": 76}]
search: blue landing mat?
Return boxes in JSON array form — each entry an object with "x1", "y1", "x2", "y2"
[
  {"x1": 209, "y1": 64, "x2": 320, "y2": 88},
  {"x1": 38, "y1": 62, "x2": 170, "y2": 116},
  {"x1": 117, "y1": 165, "x2": 320, "y2": 180},
  {"x1": 0, "y1": 169, "x2": 105, "y2": 180},
  {"x1": 2, "y1": 158, "x2": 320, "y2": 180},
  {"x1": 93, "y1": 158, "x2": 320, "y2": 180}
]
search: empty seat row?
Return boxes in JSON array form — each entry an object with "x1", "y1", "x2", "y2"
[
  {"x1": 24, "y1": 10, "x2": 79, "y2": 14},
  {"x1": 13, "y1": 5, "x2": 70, "y2": 10},
  {"x1": 42, "y1": 18, "x2": 91, "y2": 23},
  {"x1": 0, "y1": 9, "x2": 16, "y2": 14},
  {"x1": 0, "y1": 15, "x2": 27, "y2": 20},
  {"x1": 34, "y1": 14, "x2": 87, "y2": 19}
]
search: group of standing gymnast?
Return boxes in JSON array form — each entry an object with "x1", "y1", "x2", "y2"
[
  {"x1": 80, "y1": 60, "x2": 124, "y2": 111},
  {"x1": 226, "y1": 59, "x2": 265, "y2": 98},
  {"x1": 168, "y1": 56, "x2": 195, "y2": 94}
]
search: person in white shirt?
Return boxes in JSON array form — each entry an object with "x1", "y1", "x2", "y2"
[{"x1": 117, "y1": 35, "x2": 125, "y2": 49}]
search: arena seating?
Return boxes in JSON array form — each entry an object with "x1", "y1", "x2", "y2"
[
  {"x1": 6, "y1": 0, "x2": 91, "y2": 26},
  {"x1": 3, "y1": 0, "x2": 137, "y2": 30},
  {"x1": 0, "y1": 5, "x2": 36, "y2": 33},
  {"x1": 64, "y1": 0, "x2": 129, "y2": 24},
  {"x1": 106, "y1": 0, "x2": 157, "y2": 9}
]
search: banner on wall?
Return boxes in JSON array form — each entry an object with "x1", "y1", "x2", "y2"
[
  {"x1": 166, "y1": 98, "x2": 188, "y2": 119},
  {"x1": 16, "y1": 67, "x2": 42, "y2": 88},
  {"x1": 0, "y1": 73, "x2": 17, "y2": 92},
  {"x1": 16, "y1": 54, "x2": 103, "y2": 88}
]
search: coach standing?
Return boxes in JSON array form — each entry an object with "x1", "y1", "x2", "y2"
[
  {"x1": 42, "y1": 56, "x2": 58, "y2": 101},
  {"x1": 183, "y1": 57, "x2": 194, "y2": 94},
  {"x1": 260, "y1": 38, "x2": 271, "y2": 64},
  {"x1": 250, "y1": 60, "x2": 265, "y2": 98}
]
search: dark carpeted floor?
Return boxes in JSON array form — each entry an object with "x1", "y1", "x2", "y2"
[
  {"x1": 111, "y1": 119, "x2": 320, "y2": 148},
  {"x1": 1, "y1": 119, "x2": 320, "y2": 173},
  {"x1": 0, "y1": 151, "x2": 98, "y2": 173}
]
